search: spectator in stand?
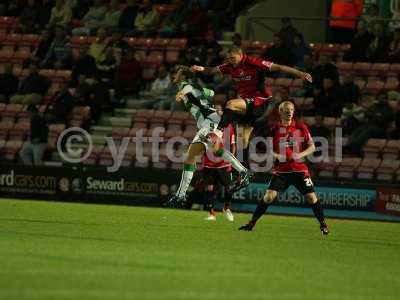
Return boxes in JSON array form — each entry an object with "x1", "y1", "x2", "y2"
[
  {"x1": 40, "y1": 25, "x2": 73, "y2": 69},
  {"x1": 96, "y1": 47, "x2": 118, "y2": 86},
  {"x1": 344, "y1": 20, "x2": 372, "y2": 62},
  {"x1": 72, "y1": 0, "x2": 107, "y2": 36},
  {"x1": 309, "y1": 115, "x2": 331, "y2": 157},
  {"x1": 366, "y1": 23, "x2": 390, "y2": 62},
  {"x1": 362, "y1": 3, "x2": 381, "y2": 34},
  {"x1": 36, "y1": 0, "x2": 54, "y2": 29},
  {"x1": 18, "y1": 0, "x2": 40, "y2": 33},
  {"x1": 346, "y1": 91, "x2": 395, "y2": 154},
  {"x1": 388, "y1": 28, "x2": 400, "y2": 63},
  {"x1": 86, "y1": 77, "x2": 110, "y2": 124},
  {"x1": 159, "y1": 0, "x2": 187, "y2": 37},
  {"x1": 24, "y1": 29, "x2": 54, "y2": 68},
  {"x1": 106, "y1": 29, "x2": 131, "y2": 64},
  {"x1": 114, "y1": 49, "x2": 142, "y2": 97},
  {"x1": 314, "y1": 76, "x2": 343, "y2": 117},
  {"x1": 89, "y1": 27, "x2": 110, "y2": 64},
  {"x1": 291, "y1": 33, "x2": 311, "y2": 69},
  {"x1": 312, "y1": 55, "x2": 339, "y2": 90},
  {"x1": 341, "y1": 101, "x2": 366, "y2": 135},
  {"x1": 199, "y1": 48, "x2": 221, "y2": 85},
  {"x1": 0, "y1": 64, "x2": 19, "y2": 103},
  {"x1": 19, "y1": 104, "x2": 49, "y2": 166},
  {"x1": 181, "y1": 46, "x2": 201, "y2": 65},
  {"x1": 150, "y1": 65, "x2": 174, "y2": 109},
  {"x1": 132, "y1": 0, "x2": 160, "y2": 37},
  {"x1": 118, "y1": 0, "x2": 139, "y2": 33},
  {"x1": 71, "y1": 46, "x2": 97, "y2": 85},
  {"x1": 278, "y1": 17, "x2": 298, "y2": 48},
  {"x1": 199, "y1": 31, "x2": 222, "y2": 61},
  {"x1": 71, "y1": 0, "x2": 92, "y2": 20},
  {"x1": 102, "y1": 0, "x2": 122, "y2": 31},
  {"x1": 49, "y1": 81, "x2": 76, "y2": 124},
  {"x1": 263, "y1": 33, "x2": 294, "y2": 68},
  {"x1": 329, "y1": 0, "x2": 363, "y2": 43},
  {"x1": 4, "y1": 0, "x2": 25, "y2": 17},
  {"x1": 339, "y1": 74, "x2": 361, "y2": 105},
  {"x1": 75, "y1": 74, "x2": 92, "y2": 104},
  {"x1": 182, "y1": 1, "x2": 208, "y2": 40},
  {"x1": 48, "y1": 0, "x2": 73, "y2": 29},
  {"x1": 10, "y1": 63, "x2": 50, "y2": 105},
  {"x1": 231, "y1": 33, "x2": 242, "y2": 48}
]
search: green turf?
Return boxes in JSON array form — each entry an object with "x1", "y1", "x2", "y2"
[{"x1": 0, "y1": 199, "x2": 399, "y2": 300}]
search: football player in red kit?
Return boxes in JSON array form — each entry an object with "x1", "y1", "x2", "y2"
[
  {"x1": 239, "y1": 101, "x2": 329, "y2": 235},
  {"x1": 202, "y1": 104, "x2": 235, "y2": 221},
  {"x1": 191, "y1": 46, "x2": 313, "y2": 165}
]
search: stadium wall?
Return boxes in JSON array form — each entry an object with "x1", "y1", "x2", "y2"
[
  {"x1": 0, "y1": 164, "x2": 399, "y2": 222},
  {"x1": 236, "y1": 0, "x2": 328, "y2": 42}
]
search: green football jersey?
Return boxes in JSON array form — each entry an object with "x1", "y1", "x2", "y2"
[{"x1": 178, "y1": 80, "x2": 216, "y2": 126}]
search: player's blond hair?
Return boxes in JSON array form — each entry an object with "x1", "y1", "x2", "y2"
[{"x1": 278, "y1": 101, "x2": 295, "y2": 112}]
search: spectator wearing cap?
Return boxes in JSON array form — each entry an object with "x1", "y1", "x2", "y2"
[
  {"x1": 102, "y1": 0, "x2": 122, "y2": 31},
  {"x1": 10, "y1": 63, "x2": 50, "y2": 105},
  {"x1": 89, "y1": 27, "x2": 110, "y2": 64},
  {"x1": 0, "y1": 64, "x2": 19, "y2": 103},
  {"x1": 132, "y1": 0, "x2": 160, "y2": 37},
  {"x1": 48, "y1": 0, "x2": 72, "y2": 29},
  {"x1": 118, "y1": 0, "x2": 140, "y2": 32},
  {"x1": 278, "y1": 17, "x2": 299, "y2": 48},
  {"x1": 72, "y1": 0, "x2": 107, "y2": 36},
  {"x1": 41, "y1": 25, "x2": 73, "y2": 69},
  {"x1": 19, "y1": 104, "x2": 49, "y2": 166}
]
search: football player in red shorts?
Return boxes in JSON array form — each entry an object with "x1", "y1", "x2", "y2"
[
  {"x1": 202, "y1": 104, "x2": 235, "y2": 221},
  {"x1": 239, "y1": 101, "x2": 329, "y2": 235},
  {"x1": 191, "y1": 46, "x2": 313, "y2": 165}
]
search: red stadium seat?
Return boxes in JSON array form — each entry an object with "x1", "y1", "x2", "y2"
[
  {"x1": 369, "y1": 63, "x2": 390, "y2": 76},
  {"x1": 376, "y1": 160, "x2": 400, "y2": 181},
  {"x1": 154, "y1": 110, "x2": 172, "y2": 120},
  {"x1": 168, "y1": 38, "x2": 187, "y2": 50},
  {"x1": 364, "y1": 81, "x2": 385, "y2": 93},
  {"x1": 20, "y1": 34, "x2": 40, "y2": 47},
  {"x1": 382, "y1": 140, "x2": 400, "y2": 160},
  {"x1": 353, "y1": 62, "x2": 371, "y2": 75},
  {"x1": 152, "y1": 38, "x2": 170, "y2": 50},
  {"x1": 384, "y1": 77, "x2": 399, "y2": 90},
  {"x1": 39, "y1": 69, "x2": 56, "y2": 78},
  {"x1": 165, "y1": 50, "x2": 180, "y2": 64},
  {"x1": 388, "y1": 63, "x2": 400, "y2": 76},
  {"x1": 274, "y1": 78, "x2": 293, "y2": 88},
  {"x1": 3, "y1": 33, "x2": 22, "y2": 47},
  {"x1": 8, "y1": 121, "x2": 30, "y2": 140},
  {"x1": 337, "y1": 157, "x2": 362, "y2": 179},
  {"x1": 0, "y1": 121, "x2": 14, "y2": 140},
  {"x1": 2, "y1": 104, "x2": 24, "y2": 118},
  {"x1": 354, "y1": 79, "x2": 366, "y2": 90},
  {"x1": 12, "y1": 48, "x2": 30, "y2": 63},
  {"x1": 357, "y1": 158, "x2": 381, "y2": 180},
  {"x1": 0, "y1": 48, "x2": 15, "y2": 63},
  {"x1": 336, "y1": 62, "x2": 353, "y2": 74},
  {"x1": 363, "y1": 138, "x2": 387, "y2": 158},
  {"x1": 317, "y1": 159, "x2": 338, "y2": 178},
  {"x1": 48, "y1": 124, "x2": 66, "y2": 138}
]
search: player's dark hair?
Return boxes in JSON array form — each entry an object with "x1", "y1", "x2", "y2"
[{"x1": 174, "y1": 65, "x2": 193, "y2": 79}]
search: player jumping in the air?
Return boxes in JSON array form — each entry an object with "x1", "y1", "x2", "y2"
[
  {"x1": 191, "y1": 46, "x2": 313, "y2": 166},
  {"x1": 239, "y1": 101, "x2": 329, "y2": 235},
  {"x1": 202, "y1": 103, "x2": 235, "y2": 221},
  {"x1": 166, "y1": 66, "x2": 250, "y2": 207}
]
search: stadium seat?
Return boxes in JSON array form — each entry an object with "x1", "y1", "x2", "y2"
[
  {"x1": 135, "y1": 109, "x2": 155, "y2": 119},
  {"x1": 337, "y1": 157, "x2": 362, "y2": 179},
  {"x1": 152, "y1": 38, "x2": 170, "y2": 50},
  {"x1": 292, "y1": 97, "x2": 304, "y2": 108},
  {"x1": 141, "y1": 67, "x2": 157, "y2": 80},
  {"x1": 168, "y1": 38, "x2": 187, "y2": 50},
  {"x1": 376, "y1": 159, "x2": 400, "y2": 181},
  {"x1": 70, "y1": 36, "x2": 88, "y2": 49},
  {"x1": 323, "y1": 117, "x2": 336, "y2": 130},
  {"x1": 4, "y1": 33, "x2": 22, "y2": 47},
  {"x1": 8, "y1": 121, "x2": 30, "y2": 140},
  {"x1": 384, "y1": 77, "x2": 399, "y2": 90},
  {"x1": 20, "y1": 34, "x2": 39, "y2": 47},
  {"x1": 3, "y1": 139, "x2": 23, "y2": 161},
  {"x1": 369, "y1": 63, "x2": 390, "y2": 76},
  {"x1": 291, "y1": 78, "x2": 304, "y2": 92},
  {"x1": 111, "y1": 127, "x2": 130, "y2": 141},
  {"x1": 165, "y1": 50, "x2": 180, "y2": 64},
  {"x1": 363, "y1": 139, "x2": 387, "y2": 159},
  {"x1": 303, "y1": 97, "x2": 314, "y2": 109},
  {"x1": 317, "y1": 159, "x2": 338, "y2": 178},
  {"x1": 2, "y1": 104, "x2": 24, "y2": 119},
  {"x1": 54, "y1": 70, "x2": 72, "y2": 82},
  {"x1": 388, "y1": 63, "x2": 400, "y2": 76},
  {"x1": 354, "y1": 79, "x2": 366, "y2": 90},
  {"x1": 382, "y1": 140, "x2": 400, "y2": 160},
  {"x1": 0, "y1": 48, "x2": 15, "y2": 63},
  {"x1": 274, "y1": 78, "x2": 293, "y2": 88},
  {"x1": 0, "y1": 121, "x2": 14, "y2": 139},
  {"x1": 357, "y1": 158, "x2": 381, "y2": 180},
  {"x1": 336, "y1": 62, "x2": 353, "y2": 74},
  {"x1": 12, "y1": 48, "x2": 30, "y2": 63},
  {"x1": 365, "y1": 81, "x2": 385, "y2": 93},
  {"x1": 353, "y1": 62, "x2": 371, "y2": 76}
]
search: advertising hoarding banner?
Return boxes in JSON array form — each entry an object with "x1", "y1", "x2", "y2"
[{"x1": 376, "y1": 188, "x2": 400, "y2": 216}]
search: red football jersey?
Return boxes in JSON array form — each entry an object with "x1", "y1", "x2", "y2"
[
  {"x1": 218, "y1": 54, "x2": 273, "y2": 99},
  {"x1": 202, "y1": 124, "x2": 235, "y2": 169},
  {"x1": 271, "y1": 120, "x2": 313, "y2": 175}
]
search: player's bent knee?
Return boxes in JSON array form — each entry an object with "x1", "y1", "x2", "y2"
[
  {"x1": 263, "y1": 190, "x2": 277, "y2": 203},
  {"x1": 305, "y1": 193, "x2": 318, "y2": 204}
]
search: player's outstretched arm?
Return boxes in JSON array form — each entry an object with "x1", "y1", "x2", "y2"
[
  {"x1": 190, "y1": 65, "x2": 221, "y2": 75},
  {"x1": 271, "y1": 64, "x2": 313, "y2": 83}
]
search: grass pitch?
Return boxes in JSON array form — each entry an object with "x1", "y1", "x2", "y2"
[{"x1": 0, "y1": 199, "x2": 399, "y2": 300}]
